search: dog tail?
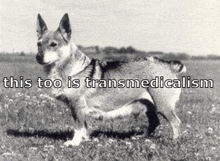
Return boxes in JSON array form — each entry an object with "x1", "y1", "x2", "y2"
[
  {"x1": 169, "y1": 60, "x2": 187, "y2": 74},
  {"x1": 151, "y1": 57, "x2": 187, "y2": 74}
]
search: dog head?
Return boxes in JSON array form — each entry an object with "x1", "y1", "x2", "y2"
[{"x1": 36, "y1": 13, "x2": 73, "y2": 65}]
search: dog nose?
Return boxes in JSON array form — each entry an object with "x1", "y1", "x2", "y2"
[{"x1": 36, "y1": 53, "x2": 44, "y2": 64}]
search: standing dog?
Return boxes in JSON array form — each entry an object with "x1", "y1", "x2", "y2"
[{"x1": 36, "y1": 13, "x2": 186, "y2": 146}]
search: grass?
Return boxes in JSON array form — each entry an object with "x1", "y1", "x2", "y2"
[{"x1": 0, "y1": 55, "x2": 219, "y2": 160}]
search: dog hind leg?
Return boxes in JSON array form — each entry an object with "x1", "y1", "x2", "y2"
[
  {"x1": 148, "y1": 88, "x2": 181, "y2": 139},
  {"x1": 135, "y1": 99, "x2": 160, "y2": 137},
  {"x1": 97, "y1": 102, "x2": 146, "y2": 120}
]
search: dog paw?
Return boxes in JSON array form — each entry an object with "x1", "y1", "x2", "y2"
[
  {"x1": 64, "y1": 132, "x2": 90, "y2": 147},
  {"x1": 88, "y1": 111, "x2": 104, "y2": 120},
  {"x1": 82, "y1": 135, "x2": 90, "y2": 141},
  {"x1": 64, "y1": 140, "x2": 81, "y2": 147}
]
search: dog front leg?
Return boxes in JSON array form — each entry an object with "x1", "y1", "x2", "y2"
[{"x1": 64, "y1": 99, "x2": 90, "y2": 146}]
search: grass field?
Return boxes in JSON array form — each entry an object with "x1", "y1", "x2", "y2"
[{"x1": 0, "y1": 54, "x2": 219, "y2": 160}]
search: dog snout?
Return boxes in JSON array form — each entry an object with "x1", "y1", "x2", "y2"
[{"x1": 36, "y1": 52, "x2": 44, "y2": 64}]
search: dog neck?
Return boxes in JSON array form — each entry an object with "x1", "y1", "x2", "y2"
[{"x1": 67, "y1": 48, "x2": 92, "y2": 77}]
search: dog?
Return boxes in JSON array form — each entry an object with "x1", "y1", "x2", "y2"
[{"x1": 36, "y1": 13, "x2": 186, "y2": 146}]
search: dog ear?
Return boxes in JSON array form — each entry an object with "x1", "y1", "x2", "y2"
[
  {"x1": 58, "y1": 13, "x2": 71, "y2": 41},
  {"x1": 36, "y1": 14, "x2": 48, "y2": 39}
]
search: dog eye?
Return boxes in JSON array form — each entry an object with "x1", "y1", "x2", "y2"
[{"x1": 50, "y1": 42, "x2": 57, "y2": 47}]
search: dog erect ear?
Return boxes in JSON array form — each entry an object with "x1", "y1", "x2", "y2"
[
  {"x1": 36, "y1": 14, "x2": 48, "y2": 38},
  {"x1": 58, "y1": 13, "x2": 71, "y2": 41}
]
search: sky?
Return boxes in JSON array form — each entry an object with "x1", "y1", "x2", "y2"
[{"x1": 0, "y1": 0, "x2": 220, "y2": 55}]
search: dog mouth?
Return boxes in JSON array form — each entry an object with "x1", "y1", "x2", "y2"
[
  {"x1": 36, "y1": 59, "x2": 52, "y2": 65},
  {"x1": 36, "y1": 52, "x2": 57, "y2": 65},
  {"x1": 39, "y1": 62, "x2": 50, "y2": 65}
]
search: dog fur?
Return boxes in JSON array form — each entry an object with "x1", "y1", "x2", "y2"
[{"x1": 36, "y1": 13, "x2": 186, "y2": 146}]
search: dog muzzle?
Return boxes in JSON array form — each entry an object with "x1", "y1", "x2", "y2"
[{"x1": 36, "y1": 52, "x2": 44, "y2": 64}]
